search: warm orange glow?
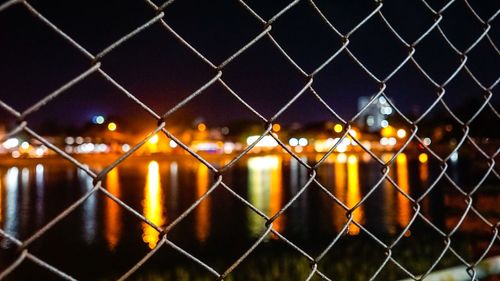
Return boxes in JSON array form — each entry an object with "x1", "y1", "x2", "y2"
[
  {"x1": 197, "y1": 123, "x2": 206, "y2": 131},
  {"x1": 381, "y1": 125, "x2": 396, "y2": 137},
  {"x1": 396, "y1": 154, "x2": 411, "y2": 228},
  {"x1": 348, "y1": 128, "x2": 359, "y2": 139},
  {"x1": 147, "y1": 134, "x2": 160, "y2": 153},
  {"x1": 272, "y1": 123, "x2": 281, "y2": 132},
  {"x1": 419, "y1": 161, "x2": 429, "y2": 183},
  {"x1": 247, "y1": 157, "x2": 266, "y2": 236},
  {"x1": 142, "y1": 161, "x2": 165, "y2": 249},
  {"x1": 107, "y1": 122, "x2": 117, "y2": 131},
  {"x1": 333, "y1": 159, "x2": 346, "y2": 232},
  {"x1": 347, "y1": 155, "x2": 363, "y2": 235},
  {"x1": 269, "y1": 156, "x2": 283, "y2": 234},
  {"x1": 382, "y1": 153, "x2": 396, "y2": 235},
  {"x1": 418, "y1": 153, "x2": 428, "y2": 163},
  {"x1": 105, "y1": 167, "x2": 121, "y2": 250},
  {"x1": 196, "y1": 163, "x2": 210, "y2": 243},
  {"x1": 334, "y1": 124, "x2": 343, "y2": 133}
]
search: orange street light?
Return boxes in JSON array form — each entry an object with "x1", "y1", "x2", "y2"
[{"x1": 197, "y1": 123, "x2": 206, "y2": 131}]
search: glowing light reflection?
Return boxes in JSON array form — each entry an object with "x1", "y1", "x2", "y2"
[
  {"x1": 333, "y1": 158, "x2": 346, "y2": 232},
  {"x1": 4, "y1": 167, "x2": 18, "y2": 240},
  {"x1": 142, "y1": 161, "x2": 165, "y2": 249},
  {"x1": 195, "y1": 164, "x2": 210, "y2": 243},
  {"x1": 105, "y1": 168, "x2": 121, "y2": 250},
  {"x1": 346, "y1": 155, "x2": 363, "y2": 235},
  {"x1": 35, "y1": 164, "x2": 44, "y2": 227},
  {"x1": 247, "y1": 156, "x2": 284, "y2": 237},
  {"x1": 396, "y1": 154, "x2": 411, "y2": 228},
  {"x1": 78, "y1": 168, "x2": 96, "y2": 244}
]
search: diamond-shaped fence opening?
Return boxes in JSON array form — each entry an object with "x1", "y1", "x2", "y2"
[{"x1": 0, "y1": 0, "x2": 498, "y2": 280}]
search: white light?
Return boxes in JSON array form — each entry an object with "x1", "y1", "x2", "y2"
[
  {"x1": 11, "y1": 151, "x2": 20, "y2": 158},
  {"x1": 380, "y1": 137, "x2": 388, "y2": 146},
  {"x1": 96, "y1": 144, "x2": 108, "y2": 152},
  {"x1": 379, "y1": 96, "x2": 387, "y2": 104},
  {"x1": 450, "y1": 152, "x2": 458, "y2": 162},
  {"x1": 223, "y1": 142, "x2": 235, "y2": 154},
  {"x1": 348, "y1": 129, "x2": 358, "y2": 139},
  {"x1": 248, "y1": 156, "x2": 280, "y2": 170},
  {"x1": 92, "y1": 115, "x2": 105, "y2": 124},
  {"x1": 397, "y1": 129, "x2": 406, "y2": 139},
  {"x1": 381, "y1": 107, "x2": 392, "y2": 115},
  {"x1": 366, "y1": 116, "x2": 375, "y2": 127},
  {"x1": 193, "y1": 142, "x2": 220, "y2": 152},
  {"x1": 79, "y1": 143, "x2": 94, "y2": 153},
  {"x1": 247, "y1": 135, "x2": 278, "y2": 148},
  {"x1": 337, "y1": 144, "x2": 347, "y2": 153},
  {"x1": 20, "y1": 141, "x2": 29, "y2": 150},
  {"x1": 122, "y1": 144, "x2": 130, "y2": 152},
  {"x1": 337, "y1": 153, "x2": 347, "y2": 163},
  {"x1": 65, "y1": 146, "x2": 73, "y2": 154},
  {"x1": 169, "y1": 140, "x2": 178, "y2": 148},
  {"x1": 3, "y1": 138, "x2": 19, "y2": 149},
  {"x1": 348, "y1": 155, "x2": 357, "y2": 164},
  {"x1": 75, "y1": 137, "x2": 84, "y2": 145},
  {"x1": 35, "y1": 147, "x2": 45, "y2": 157},
  {"x1": 298, "y1": 138, "x2": 308, "y2": 146},
  {"x1": 65, "y1": 137, "x2": 74, "y2": 145},
  {"x1": 388, "y1": 137, "x2": 397, "y2": 146},
  {"x1": 95, "y1": 116, "x2": 104, "y2": 124},
  {"x1": 289, "y1": 138, "x2": 299, "y2": 147},
  {"x1": 381, "y1": 120, "x2": 389, "y2": 128},
  {"x1": 313, "y1": 138, "x2": 336, "y2": 153},
  {"x1": 423, "y1": 137, "x2": 431, "y2": 146}
]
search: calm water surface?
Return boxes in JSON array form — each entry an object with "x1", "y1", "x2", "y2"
[{"x1": 0, "y1": 153, "x2": 498, "y2": 280}]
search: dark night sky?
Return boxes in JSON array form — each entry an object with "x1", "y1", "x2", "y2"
[{"x1": 0, "y1": 0, "x2": 498, "y2": 130}]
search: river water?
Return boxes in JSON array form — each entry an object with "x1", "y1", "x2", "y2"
[{"x1": 0, "y1": 153, "x2": 498, "y2": 280}]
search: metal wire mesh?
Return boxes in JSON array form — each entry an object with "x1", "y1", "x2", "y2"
[{"x1": 0, "y1": 0, "x2": 498, "y2": 280}]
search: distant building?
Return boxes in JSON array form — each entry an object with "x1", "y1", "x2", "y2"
[{"x1": 357, "y1": 96, "x2": 393, "y2": 132}]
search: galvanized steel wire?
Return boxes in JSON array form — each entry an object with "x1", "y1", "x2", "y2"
[{"x1": 0, "y1": 0, "x2": 499, "y2": 280}]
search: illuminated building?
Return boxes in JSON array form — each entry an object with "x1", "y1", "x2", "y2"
[{"x1": 357, "y1": 96, "x2": 393, "y2": 132}]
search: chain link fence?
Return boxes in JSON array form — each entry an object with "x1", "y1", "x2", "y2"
[{"x1": 0, "y1": 0, "x2": 499, "y2": 280}]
